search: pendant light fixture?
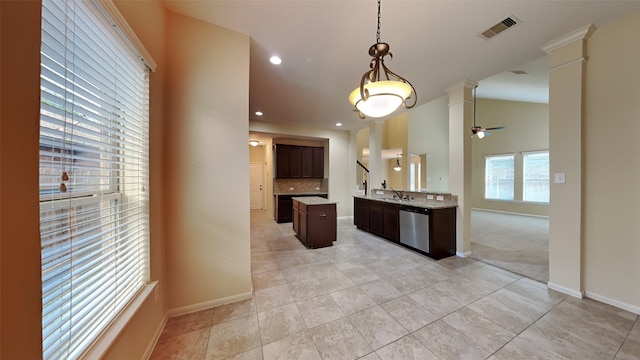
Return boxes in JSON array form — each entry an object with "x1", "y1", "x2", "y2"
[
  {"x1": 349, "y1": 0, "x2": 417, "y2": 119},
  {"x1": 393, "y1": 154, "x2": 402, "y2": 171}
]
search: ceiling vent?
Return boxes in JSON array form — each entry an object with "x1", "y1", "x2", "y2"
[
  {"x1": 509, "y1": 70, "x2": 528, "y2": 75},
  {"x1": 480, "y1": 16, "x2": 521, "y2": 40}
]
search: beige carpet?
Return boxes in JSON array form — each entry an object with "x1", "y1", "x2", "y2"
[{"x1": 471, "y1": 209, "x2": 549, "y2": 283}]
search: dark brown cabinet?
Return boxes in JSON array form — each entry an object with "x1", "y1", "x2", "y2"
[
  {"x1": 354, "y1": 197, "x2": 370, "y2": 231},
  {"x1": 275, "y1": 144, "x2": 324, "y2": 178},
  {"x1": 275, "y1": 193, "x2": 328, "y2": 223},
  {"x1": 293, "y1": 198, "x2": 336, "y2": 248},
  {"x1": 353, "y1": 197, "x2": 455, "y2": 259},
  {"x1": 382, "y1": 205, "x2": 400, "y2": 243},
  {"x1": 355, "y1": 198, "x2": 399, "y2": 243}
]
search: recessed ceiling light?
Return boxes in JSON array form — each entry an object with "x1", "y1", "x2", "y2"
[
  {"x1": 249, "y1": 140, "x2": 260, "y2": 147},
  {"x1": 255, "y1": 111, "x2": 263, "y2": 116},
  {"x1": 269, "y1": 56, "x2": 282, "y2": 65},
  {"x1": 336, "y1": 123, "x2": 343, "y2": 127}
]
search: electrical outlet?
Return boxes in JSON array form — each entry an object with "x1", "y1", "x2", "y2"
[
  {"x1": 289, "y1": 187, "x2": 294, "y2": 190},
  {"x1": 427, "y1": 195, "x2": 434, "y2": 200},
  {"x1": 554, "y1": 173, "x2": 566, "y2": 184},
  {"x1": 376, "y1": 191, "x2": 384, "y2": 195},
  {"x1": 315, "y1": 187, "x2": 320, "y2": 190},
  {"x1": 436, "y1": 196, "x2": 444, "y2": 201}
]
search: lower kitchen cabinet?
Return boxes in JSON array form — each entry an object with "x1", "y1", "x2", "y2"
[
  {"x1": 292, "y1": 197, "x2": 336, "y2": 248},
  {"x1": 353, "y1": 197, "x2": 455, "y2": 259},
  {"x1": 275, "y1": 193, "x2": 328, "y2": 223}
]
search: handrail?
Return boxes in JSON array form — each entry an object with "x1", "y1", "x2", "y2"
[{"x1": 356, "y1": 160, "x2": 370, "y2": 173}]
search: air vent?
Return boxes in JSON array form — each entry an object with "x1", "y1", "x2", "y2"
[
  {"x1": 509, "y1": 70, "x2": 528, "y2": 75},
  {"x1": 480, "y1": 16, "x2": 521, "y2": 40}
]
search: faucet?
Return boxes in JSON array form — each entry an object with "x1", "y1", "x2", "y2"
[{"x1": 391, "y1": 188, "x2": 405, "y2": 200}]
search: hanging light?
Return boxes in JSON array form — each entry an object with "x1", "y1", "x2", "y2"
[
  {"x1": 349, "y1": 0, "x2": 417, "y2": 119},
  {"x1": 393, "y1": 154, "x2": 402, "y2": 171},
  {"x1": 249, "y1": 139, "x2": 260, "y2": 146}
]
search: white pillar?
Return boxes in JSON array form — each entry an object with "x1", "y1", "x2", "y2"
[
  {"x1": 541, "y1": 24, "x2": 594, "y2": 298},
  {"x1": 447, "y1": 80, "x2": 477, "y2": 257},
  {"x1": 368, "y1": 120, "x2": 384, "y2": 195}
]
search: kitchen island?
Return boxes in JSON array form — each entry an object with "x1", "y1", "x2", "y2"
[
  {"x1": 354, "y1": 190, "x2": 457, "y2": 259},
  {"x1": 292, "y1": 196, "x2": 337, "y2": 249}
]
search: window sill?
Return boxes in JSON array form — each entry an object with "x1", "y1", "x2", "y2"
[{"x1": 80, "y1": 281, "x2": 159, "y2": 359}]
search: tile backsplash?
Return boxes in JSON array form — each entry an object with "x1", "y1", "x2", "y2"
[{"x1": 274, "y1": 178, "x2": 328, "y2": 194}]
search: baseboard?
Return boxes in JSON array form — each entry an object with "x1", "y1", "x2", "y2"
[
  {"x1": 547, "y1": 281, "x2": 584, "y2": 298},
  {"x1": 166, "y1": 291, "x2": 254, "y2": 318},
  {"x1": 471, "y1": 207, "x2": 549, "y2": 219},
  {"x1": 456, "y1": 251, "x2": 472, "y2": 258},
  {"x1": 585, "y1": 291, "x2": 640, "y2": 315},
  {"x1": 142, "y1": 314, "x2": 169, "y2": 360}
]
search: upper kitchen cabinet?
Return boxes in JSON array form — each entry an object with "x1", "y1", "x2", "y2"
[{"x1": 275, "y1": 144, "x2": 324, "y2": 178}]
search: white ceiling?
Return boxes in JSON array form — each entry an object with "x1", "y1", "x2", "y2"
[{"x1": 164, "y1": 0, "x2": 640, "y2": 132}]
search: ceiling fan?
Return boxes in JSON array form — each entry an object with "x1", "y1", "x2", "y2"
[{"x1": 471, "y1": 85, "x2": 505, "y2": 139}]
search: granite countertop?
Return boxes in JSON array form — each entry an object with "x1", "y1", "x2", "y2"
[
  {"x1": 353, "y1": 195, "x2": 457, "y2": 209},
  {"x1": 292, "y1": 196, "x2": 338, "y2": 205},
  {"x1": 275, "y1": 192, "x2": 328, "y2": 196}
]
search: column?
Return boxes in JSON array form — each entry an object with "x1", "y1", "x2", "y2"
[
  {"x1": 368, "y1": 120, "x2": 384, "y2": 195},
  {"x1": 447, "y1": 80, "x2": 477, "y2": 257},
  {"x1": 540, "y1": 24, "x2": 595, "y2": 298}
]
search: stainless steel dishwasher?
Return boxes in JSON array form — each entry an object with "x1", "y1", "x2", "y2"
[{"x1": 399, "y1": 206, "x2": 430, "y2": 253}]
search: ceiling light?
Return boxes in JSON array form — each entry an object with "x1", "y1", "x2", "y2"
[
  {"x1": 336, "y1": 122, "x2": 343, "y2": 127},
  {"x1": 269, "y1": 56, "x2": 282, "y2": 65},
  {"x1": 255, "y1": 111, "x2": 263, "y2": 116},
  {"x1": 471, "y1": 85, "x2": 505, "y2": 139},
  {"x1": 349, "y1": 0, "x2": 416, "y2": 119},
  {"x1": 393, "y1": 154, "x2": 402, "y2": 172},
  {"x1": 249, "y1": 140, "x2": 260, "y2": 146}
]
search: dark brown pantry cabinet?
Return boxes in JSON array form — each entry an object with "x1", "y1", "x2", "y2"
[
  {"x1": 292, "y1": 197, "x2": 336, "y2": 248},
  {"x1": 275, "y1": 144, "x2": 324, "y2": 178}
]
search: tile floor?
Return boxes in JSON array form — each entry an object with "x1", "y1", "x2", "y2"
[{"x1": 150, "y1": 210, "x2": 640, "y2": 360}]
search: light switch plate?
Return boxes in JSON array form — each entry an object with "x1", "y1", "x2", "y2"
[
  {"x1": 554, "y1": 173, "x2": 566, "y2": 184},
  {"x1": 427, "y1": 195, "x2": 434, "y2": 200},
  {"x1": 376, "y1": 191, "x2": 384, "y2": 195},
  {"x1": 436, "y1": 196, "x2": 444, "y2": 201}
]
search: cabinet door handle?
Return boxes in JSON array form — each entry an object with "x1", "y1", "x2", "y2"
[{"x1": 319, "y1": 213, "x2": 326, "y2": 218}]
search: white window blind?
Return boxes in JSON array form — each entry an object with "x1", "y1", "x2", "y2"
[
  {"x1": 485, "y1": 154, "x2": 514, "y2": 200},
  {"x1": 39, "y1": 0, "x2": 150, "y2": 358},
  {"x1": 523, "y1": 151, "x2": 550, "y2": 203}
]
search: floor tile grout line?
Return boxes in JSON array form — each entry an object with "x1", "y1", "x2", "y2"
[{"x1": 612, "y1": 315, "x2": 639, "y2": 359}]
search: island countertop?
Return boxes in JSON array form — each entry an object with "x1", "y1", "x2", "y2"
[
  {"x1": 353, "y1": 195, "x2": 457, "y2": 209},
  {"x1": 292, "y1": 196, "x2": 338, "y2": 206}
]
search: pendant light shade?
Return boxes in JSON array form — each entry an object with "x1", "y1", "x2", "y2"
[
  {"x1": 349, "y1": 0, "x2": 416, "y2": 119},
  {"x1": 393, "y1": 154, "x2": 402, "y2": 171}
]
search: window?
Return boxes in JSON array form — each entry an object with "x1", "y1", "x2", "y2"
[
  {"x1": 39, "y1": 0, "x2": 150, "y2": 358},
  {"x1": 485, "y1": 154, "x2": 514, "y2": 200},
  {"x1": 523, "y1": 151, "x2": 550, "y2": 203}
]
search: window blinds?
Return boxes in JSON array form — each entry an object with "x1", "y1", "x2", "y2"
[{"x1": 39, "y1": 0, "x2": 150, "y2": 358}]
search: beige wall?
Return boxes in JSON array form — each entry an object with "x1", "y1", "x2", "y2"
[
  {"x1": 163, "y1": 11, "x2": 252, "y2": 312},
  {"x1": 407, "y1": 95, "x2": 450, "y2": 193},
  {"x1": 471, "y1": 99, "x2": 549, "y2": 217},
  {"x1": 249, "y1": 145, "x2": 266, "y2": 163},
  {"x1": 385, "y1": 114, "x2": 408, "y2": 190},
  {"x1": 0, "y1": 1, "x2": 43, "y2": 358},
  {"x1": 583, "y1": 12, "x2": 640, "y2": 311}
]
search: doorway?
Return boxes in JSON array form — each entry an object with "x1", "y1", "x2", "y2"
[{"x1": 249, "y1": 163, "x2": 264, "y2": 210}]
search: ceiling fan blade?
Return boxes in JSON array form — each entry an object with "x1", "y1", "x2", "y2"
[{"x1": 485, "y1": 126, "x2": 505, "y2": 131}]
